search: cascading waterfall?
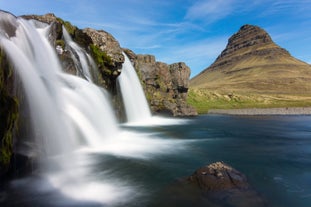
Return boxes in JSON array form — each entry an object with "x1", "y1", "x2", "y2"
[
  {"x1": 0, "y1": 13, "x2": 73, "y2": 157},
  {"x1": 118, "y1": 53, "x2": 152, "y2": 122},
  {"x1": 62, "y1": 26, "x2": 95, "y2": 82},
  {"x1": 0, "y1": 11, "x2": 126, "y2": 204},
  {"x1": 0, "y1": 11, "x2": 119, "y2": 157},
  {"x1": 0, "y1": 11, "x2": 187, "y2": 206}
]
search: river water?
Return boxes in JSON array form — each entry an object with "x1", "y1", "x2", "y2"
[{"x1": 1, "y1": 115, "x2": 311, "y2": 207}]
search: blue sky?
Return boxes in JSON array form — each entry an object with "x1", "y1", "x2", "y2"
[{"x1": 1, "y1": 0, "x2": 311, "y2": 77}]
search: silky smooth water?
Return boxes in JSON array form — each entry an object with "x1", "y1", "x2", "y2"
[
  {"x1": 117, "y1": 53, "x2": 152, "y2": 123},
  {"x1": 2, "y1": 115, "x2": 311, "y2": 207}
]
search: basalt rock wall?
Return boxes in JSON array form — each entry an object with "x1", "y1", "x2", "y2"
[{"x1": 124, "y1": 49, "x2": 197, "y2": 116}]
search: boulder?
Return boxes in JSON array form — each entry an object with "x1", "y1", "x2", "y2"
[{"x1": 155, "y1": 162, "x2": 267, "y2": 207}]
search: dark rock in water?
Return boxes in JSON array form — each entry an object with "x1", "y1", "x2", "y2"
[
  {"x1": 188, "y1": 161, "x2": 249, "y2": 191},
  {"x1": 154, "y1": 162, "x2": 267, "y2": 207}
]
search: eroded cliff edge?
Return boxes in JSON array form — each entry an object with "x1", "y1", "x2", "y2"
[{"x1": 124, "y1": 49, "x2": 197, "y2": 116}]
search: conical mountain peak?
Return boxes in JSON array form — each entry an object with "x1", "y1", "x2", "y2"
[
  {"x1": 190, "y1": 24, "x2": 311, "y2": 94},
  {"x1": 218, "y1": 24, "x2": 273, "y2": 59}
]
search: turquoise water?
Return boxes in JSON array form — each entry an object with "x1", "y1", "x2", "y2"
[{"x1": 1, "y1": 115, "x2": 311, "y2": 206}]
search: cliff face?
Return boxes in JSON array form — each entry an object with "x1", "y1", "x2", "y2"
[
  {"x1": 0, "y1": 49, "x2": 19, "y2": 178},
  {"x1": 190, "y1": 24, "x2": 311, "y2": 94},
  {"x1": 124, "y1": 49, "x2": 197, "y2": 116}
]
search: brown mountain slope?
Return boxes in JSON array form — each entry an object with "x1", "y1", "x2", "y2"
[{"x1": 190, "y1": 24, "x2": 311, "y2": 94}]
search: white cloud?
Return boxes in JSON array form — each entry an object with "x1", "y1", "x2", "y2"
[{"x1": 185, "y1": 0, "x2": 235, "y2": 22}]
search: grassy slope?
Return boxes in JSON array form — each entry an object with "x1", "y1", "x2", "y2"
[
  {"x1": 187, "y1": 89, "x2": 311, "y2": 114},
  {"x1": 188, "y1": 55, "x2": 311, "y2": 114}
]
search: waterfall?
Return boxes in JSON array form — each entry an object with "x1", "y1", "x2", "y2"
[
  {"x1": 62, "y1": 26, "x2": 95, "y2": 82},
  {"x1": 118, "y1": 53, "x2": 152, "y2": 122},
  {"x1": 0, "y1": 11, "x2": 119, "y2": 161},
  {"x1": 0, "y1": 11, "x2": 189, "y2": 206}
]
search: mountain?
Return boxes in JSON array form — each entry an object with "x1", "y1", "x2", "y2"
[
  {"x1": 189, "y1": 24, "x2": 311, "y2": 112},
  {"x1": 191, "y1": 24, "x2": 311, "y2": 93}
]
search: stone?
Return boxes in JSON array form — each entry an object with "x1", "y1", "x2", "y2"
[
  {"x1": 83, "y1": 28, "x2": 124, "y2": 69},
  {"x1": 124, "y1": 50, "x2": 197, "y2": 116},
  {"x1": 153, "y1": 162, "x2": 267, "y2": 207},
  {"x1": 187, "y1": 161, "x2": 249, "y2": 191}
]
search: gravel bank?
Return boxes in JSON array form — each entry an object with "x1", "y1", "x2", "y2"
[{"x1": 208, "y1": 107, "x2": 311, "y2": 115}]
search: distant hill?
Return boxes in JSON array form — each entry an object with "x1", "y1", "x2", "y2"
[{"x1": 188, "y1": 24, "x2": 311, "y2": 113}]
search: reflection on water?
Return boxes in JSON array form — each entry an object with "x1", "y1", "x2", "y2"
[{"x1": 2, "y1": 115, "x2": 311, "y2": 207}]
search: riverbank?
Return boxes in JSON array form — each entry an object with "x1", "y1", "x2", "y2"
[{"x1": 208, "y1": 107, "x2": 311, "y2": 115}]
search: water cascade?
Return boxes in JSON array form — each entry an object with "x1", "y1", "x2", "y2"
[
  {"x1": 118, "y1": 53, "x2": 152, "y2": 123},
  {"x1": 0, "y1": 11, "x2": 187, "y2": 206},
  {"x1": 0, "y1": 11, "x2": 125, "y2": 204},
  {"x1": 0, "y1": 11, "x2": 120, "y2": 155},
  {"x1": 62, "y1": 26, "x2": 95, "y2": 82}
]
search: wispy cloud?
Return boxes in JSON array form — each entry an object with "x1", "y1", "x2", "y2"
[{"x1": 185, "y1": 0, "x2": 236, "y2": 22}]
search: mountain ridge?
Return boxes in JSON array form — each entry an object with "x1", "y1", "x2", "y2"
[
  {"x1": 188, "y1": 24, "x2": 311, "y2": 113},
  {"x1": 190, "y1": 24, "x2": 311, "y2": 93}
]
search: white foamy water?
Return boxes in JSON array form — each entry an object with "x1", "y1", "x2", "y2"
[{"x1": 118, "y1": 52, "x2": 152, "y2": 123}]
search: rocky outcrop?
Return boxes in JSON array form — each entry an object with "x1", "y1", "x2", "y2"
[
  {"x1": 187, "y1": 162, "x2": 250, "y2": 191},
  {"x1": 83, "y1": 28, "x2": 124, "y2": 92},
  {"x1": 124, "y1": 49, "x2": 197, "y2": 116},
  {"x1": 184, "y1": 162, "x2": 266, "y2": 206},
  {"x1": 157, "y1": 162, "x2": 266, "y2": 207}
]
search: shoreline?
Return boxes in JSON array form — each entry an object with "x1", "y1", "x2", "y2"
[{"x1": 208, "y1": 107, "x2": 311, "y2": 115}]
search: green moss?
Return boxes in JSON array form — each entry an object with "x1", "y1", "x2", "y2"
[
  {"x1": 90, "y1": 44, "x2": 113, "y2": 69},
  {"x1": 55, "y1": 39, "x2": 65, "y2": 49},
  {"x1": 0, "y1": 96, "x2": 18, "y2": 165},
  {"x1": 0, "y1": 49, "x2": 19, "y2": 167},
  {"x1": 64, "y1": 21, "x2": 77, "y2": 36},
  {"x1": 0, "y1": 48, "x2": 18, "y2": 167}
]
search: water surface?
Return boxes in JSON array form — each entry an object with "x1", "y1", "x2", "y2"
[{"x1": 2, "y1": 115, "x2": 311, "y2": 207}]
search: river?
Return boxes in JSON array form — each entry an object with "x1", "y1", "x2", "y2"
[{"x1": 1, "y1": 115, "x2": 311, "y2": 207}]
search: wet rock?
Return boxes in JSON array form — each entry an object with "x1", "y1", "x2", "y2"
[
  {"x1": 155, "y1": 162, "x2": 267, "y2": 207},
  {"x1": 188, "y1": 161, "x2": 249, "y2": 191},
  {"x1": 124, "y1": 50, "x2": 197, "y2": 116}
]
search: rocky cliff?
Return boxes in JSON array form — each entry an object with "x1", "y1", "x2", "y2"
[
  {"x1": 190, "y1": 24, "x2": 311, "y2": 94},
  {"x1": 124, "y1": 49, "x2": 197, "y2": 116},
  {"x1": 0, "y1": 49, "x2": 19, "y2": 178}
]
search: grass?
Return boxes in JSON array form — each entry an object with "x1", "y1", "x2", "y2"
[{"x1": 187, "y1": 88, "x2": 311, "y2": 114}]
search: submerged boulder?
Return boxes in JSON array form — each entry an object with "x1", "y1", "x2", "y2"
[
  {"x1": 154, "y1": 162, "x2": 266, "y2": 207},
  {"x1": 185, "y1": 162, "x2": 266, "y2": 207},
  {"x1": 188, "y1": 161, "x2": 249, "y2": 191}
]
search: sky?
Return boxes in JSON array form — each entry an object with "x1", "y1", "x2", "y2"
[{"x1": 0, "y1": 0, "x2": 311, "y2": 78}]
